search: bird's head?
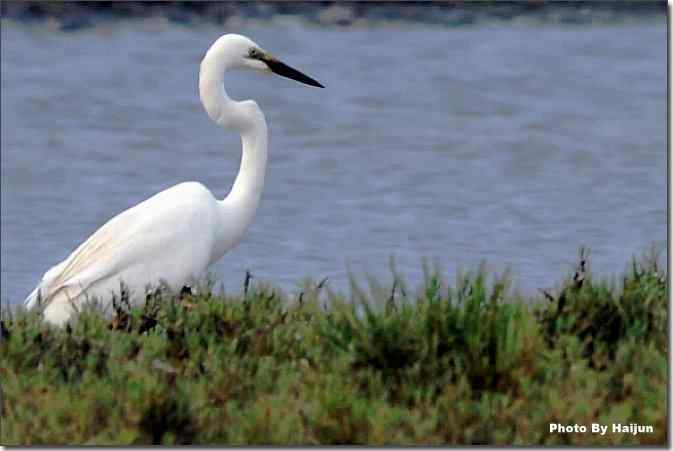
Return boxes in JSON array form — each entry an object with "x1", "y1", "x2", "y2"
[{"x1": 203, "y1": 34, "x2": 324, "y2": 88}]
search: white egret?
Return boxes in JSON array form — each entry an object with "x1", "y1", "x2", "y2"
[{"x1": 23, "y1": 34, "x2": 324, "y2": 326}]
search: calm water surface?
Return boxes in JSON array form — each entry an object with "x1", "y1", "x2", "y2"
[{"x1": 1, "y1": 18, "x2": 666, "y2": 303}]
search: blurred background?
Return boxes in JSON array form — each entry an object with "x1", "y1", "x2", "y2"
[{"x1": 1, "y1": 1, "x2": 666, "y2": 303}]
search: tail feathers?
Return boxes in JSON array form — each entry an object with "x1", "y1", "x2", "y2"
[{"x1": 24, "y1": 286, "x2": 42, "y2": 310}]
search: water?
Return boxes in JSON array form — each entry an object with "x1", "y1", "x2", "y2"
[{"x1": 1, "y1": 17, "x2": 666, "y2": 303}]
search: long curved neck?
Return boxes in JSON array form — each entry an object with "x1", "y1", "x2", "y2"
[{"x1": 199, "y1": 52, "x2": 268, "y2": 260}]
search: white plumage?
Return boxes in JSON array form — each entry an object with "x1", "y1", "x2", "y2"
[{"x1": 24, "y1": 34, "x2": 323, "y2": 325}]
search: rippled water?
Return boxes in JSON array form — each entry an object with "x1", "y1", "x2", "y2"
[{"x1": 1, "y1": 17, "x2": 666, "y2": 303}]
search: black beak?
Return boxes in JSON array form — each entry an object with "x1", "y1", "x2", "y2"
[{"x1": 264, "y1": 57, "x2": 324, "y2": 88}]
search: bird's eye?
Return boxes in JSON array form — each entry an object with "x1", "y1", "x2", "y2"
[{"x1": 248, "y1": 48, "x2": 261, "y2": 59}]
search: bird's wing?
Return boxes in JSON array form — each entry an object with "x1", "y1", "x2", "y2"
[
  {"x1": 38, "y1": 207, "x2": 146, "y2": 304},
  {"x1": 37, "y1": 182, "x2": 215, "y2": 306}
]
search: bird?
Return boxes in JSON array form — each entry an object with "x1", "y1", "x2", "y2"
[{"x1": 23, "y1": 33, "x2": 324, "y2": 326}]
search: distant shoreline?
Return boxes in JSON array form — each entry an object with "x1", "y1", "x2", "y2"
[{"x1": 1, "y1": 1, "x2": 665, "y2": 30}]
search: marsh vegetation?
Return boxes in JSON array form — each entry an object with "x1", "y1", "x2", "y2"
[{"x1": 0, "y1": 249, "x2": 667, "y2": 445}]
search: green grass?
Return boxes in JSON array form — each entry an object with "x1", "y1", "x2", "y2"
[{"x1": 0, "y1": 248, "x2": 667, "y2": 445}]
